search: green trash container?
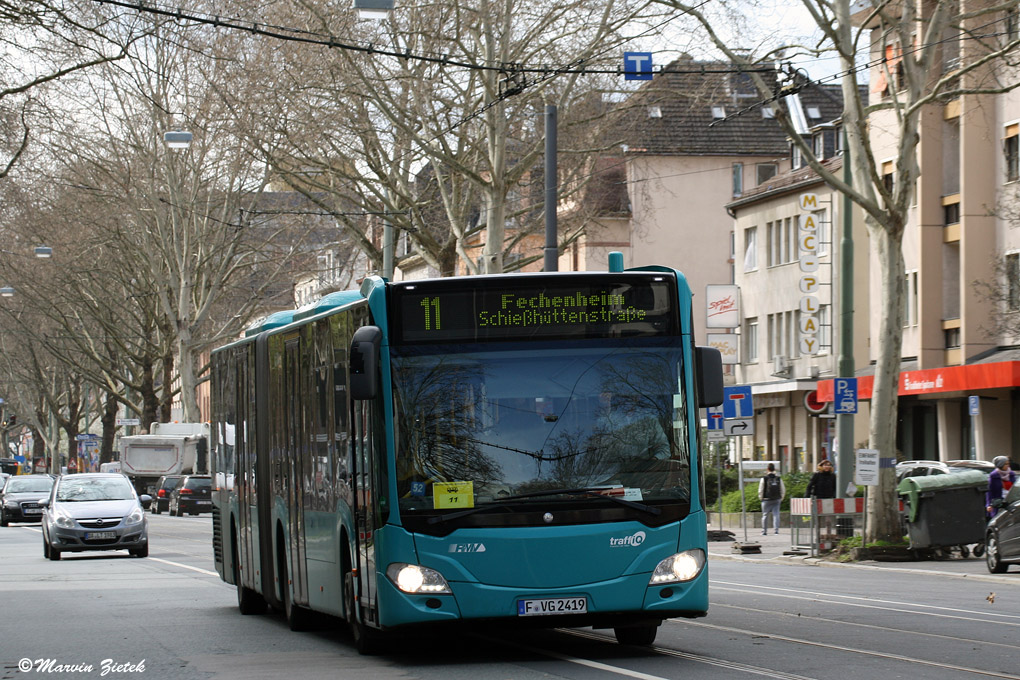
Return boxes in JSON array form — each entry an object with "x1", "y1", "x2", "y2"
[{"x1": 897, "y1": 470, "x2": 988, "y2": 552}]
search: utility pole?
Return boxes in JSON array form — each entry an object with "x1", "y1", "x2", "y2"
[
  {"x1": 836, "y1": 132, "x2": 854, "y2": 498},
  {"x1": 543, "y1": 105, "x2": 558, "y2": 272}
]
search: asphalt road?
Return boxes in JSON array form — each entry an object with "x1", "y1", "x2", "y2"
[{"x1": 1, "y1": 514, "x2": 1019, "y2": 680}]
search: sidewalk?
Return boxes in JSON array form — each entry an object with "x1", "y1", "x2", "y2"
[{"x1": 706, "y1": 525, "x2": 1019, "y2": 584}]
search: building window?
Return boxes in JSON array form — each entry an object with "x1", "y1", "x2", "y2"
[
  {"x1": 767, "y1": 219, "x2": 797, "y2": 267},
  {"x1": 767, "y1": 313, "x2": 776, "y2": 361},
  {"x1": 744, "y1": 226, "x2": 758, "y2": 271},
  {"x1": 745, "y1": 317, "x2": 759, "y2": 363},
  {"x1": 1007, "y1": 7, "x2": 1019, "y2": 42},
  {"x1": 882, "y1": 160, "x2": 895, "y2": 196},
  {"x1": 1007, "y1": 252, "x2": 1020, "y2": 311},
  {"x1": 756, "y1": 163, "x2": 778, "y2": 185},
  {"x1": 733, "y1": 162, "x2": 744, "y2": 197},
  {"x1": 818, "y1": 304, "x2": 831, "y2": 353},
  {"x1": 944, "y1": 327, "x2": 961, "y2": 349},
  {"x1": 944, "y1": 201, "x2": 960, "y2": 225},
  {"x1": 1006, "y1": 124, "x2": 1019, "y2": 182},
  {"x1": 792, "y1": 145, "x2": 805, "y2": 169},
  {"x1": 814, "y1": 209, "x2": 829, "y2": 256},
  {"x1": 905, "y1": 270, "x2": 919, "y2": 326},
  {"x1": 942, "y1": 26, "x2": 960, "y2": 72},
  {"x1": 712, "y1": 106, "x2": 726, "y2": 119}
]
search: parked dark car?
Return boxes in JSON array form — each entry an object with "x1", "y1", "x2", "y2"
[
  {"x1": 40, "y1": 473, "x2": 152, "y2": 560},
  {"x1": 986, "y1": 484, "x2": 1020, "y2": 574},
  {"x1": 1, "y1": 474, "x2": 55, "y2": 526},
  {"x1": 151, "y1": 475, "x2": 183, "y2": 514},
  {"x1": 169, "y1": 475, "x2": 212, "y2": 516}
]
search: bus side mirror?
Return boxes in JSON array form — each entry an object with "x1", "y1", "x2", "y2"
[
  {"x1": 350, "y1": 326, "x2": 383, "y2": 400},
  {"x1": 695, "y1": 346, "x2": 724, "y2": 408}
]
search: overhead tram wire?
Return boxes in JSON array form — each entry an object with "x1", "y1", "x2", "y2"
[
  {"x1": 89, "y1": 0, "x2": 774, "y2": 78},
  {"x1": 709, "y1": 15, "x2": 1018, "y2": 127}
]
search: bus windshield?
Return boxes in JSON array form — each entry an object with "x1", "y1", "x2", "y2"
[{"x1": 391, "y1": 339, "x2": 691, "y2": 525}]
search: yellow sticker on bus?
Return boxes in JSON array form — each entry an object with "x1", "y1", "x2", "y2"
[{"x1": 434, "y1": 481, "x2": 474, "y2": 509}]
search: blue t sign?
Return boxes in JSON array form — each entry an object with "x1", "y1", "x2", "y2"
[
  {"x1": 623, "y1": 52, "x2": 653, "y2": 80},
  {"x1": 834, "y1": 378, "x2": 858, "y2": 414}
]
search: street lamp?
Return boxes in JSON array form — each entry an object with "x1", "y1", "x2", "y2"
[
  {"x1": 163, "y1": 131, "x2": 193, "y2": 150},
  {"x1": 353, "y1": 0, "x2": 393, "y2": 19},
  {"x1": 0, "y1": 246, "x2": 55, "y2": 296}
]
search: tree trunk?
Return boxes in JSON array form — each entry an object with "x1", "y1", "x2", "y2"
[
  {"x1": 100, "y1": 391, "x2": 119, "y2": 463},
  {"x1": 177, "y1": 333, "x2": 200, "y2": 423},
  {"x1": 865, "y1": 222, "x2": 908, "y2": 543}
]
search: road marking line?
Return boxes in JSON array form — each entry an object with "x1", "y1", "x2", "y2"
[
  {"x1": 714, "y1": 602, "x2": 1020, "y2": 650},
  {"x1": 712, "y1": 580, "x2": 1020, "y2": 622},
  {"x1": 564, "y1": 629, "x2": 816, "y2": 679},
  {"x1": 149, "y1": 557, "x2": 219, "y2": 576},
  {"x1": 480, "y1": 634, "x2": 668, "y2": 680},
  {"x1": 674, "y1": 620, "x2": 1020, "y2": 680}
]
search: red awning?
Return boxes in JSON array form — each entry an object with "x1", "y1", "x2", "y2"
[{"x1": 816, "y1": 361, "x2": 1020, "y2": 401}]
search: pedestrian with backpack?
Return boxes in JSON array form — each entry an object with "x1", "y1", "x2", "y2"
[{"x1": 758, "y1": 463, "x2": 785, "y2": 535}]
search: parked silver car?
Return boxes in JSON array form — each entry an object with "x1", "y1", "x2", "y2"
[{"x1": 40, "y1": 473, "x2": 152, "y2": 560}]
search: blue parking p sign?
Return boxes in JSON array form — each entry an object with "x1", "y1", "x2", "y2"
[{"x1": 834, "y1": 378, "x2": 858, "y2": 414}]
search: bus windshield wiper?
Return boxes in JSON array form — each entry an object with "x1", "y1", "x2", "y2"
[
  {"x1": 427, "y1": 503, "x2": 518, "y2": 525},
  {"x1": 429, "y1": 487, "x2": 660, "y2": 524},
  {"x1": 498, "y1": 487, "x2": 661, "y2": 515}
]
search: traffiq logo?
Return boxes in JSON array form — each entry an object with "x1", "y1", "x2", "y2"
[{"x1": 610, "y1": 531, "x2": 646, "y2": 547}]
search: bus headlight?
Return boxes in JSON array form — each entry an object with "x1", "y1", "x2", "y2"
[
  {"x1": 649, "y1": 549, "x2": 706, "y2": 584},
  {"x1": 386, "y1": 563, "x2": 451, "y2": 594}
]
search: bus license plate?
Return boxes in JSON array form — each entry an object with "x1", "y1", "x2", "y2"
[
  {"x1": 85, "y1": 532, "x2": 116, "y2": 540},
  {"x1": 518, "y1": 597, "x2": 587, "y2": 616}
]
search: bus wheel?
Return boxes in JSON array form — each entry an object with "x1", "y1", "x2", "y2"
[
  {"x1": 614, "y1": 624, "x2": 658, "y2": 646},
  {"x1": 344, "y1": 569, "x2": 381, "y2": 654}
]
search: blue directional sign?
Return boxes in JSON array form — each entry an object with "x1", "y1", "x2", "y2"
[
  {"x1": 834, "y1": 378, "x2": 858, "y2": 414},
  {"x1": 623, "y1": 52, "x2": 654, "y2": 81},
  {"x1": 968, "y1": 395, "x2": 980, "y2": 416},
  {"x1": 722, "y1": 386, "x2": 754, "y2": 419},
  {"x1": 707, "y1": 406, "x2": 724, "y2": 431}
]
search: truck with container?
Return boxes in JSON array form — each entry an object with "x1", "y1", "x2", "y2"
[{"x1": 119, "y1": 422, "x2": 209, "y2": 497}]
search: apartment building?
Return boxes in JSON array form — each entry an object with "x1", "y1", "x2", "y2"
[
  {"x1": 728, "y1": 148, "x2": 871, "y2": 471},
  {"x1": 725, "y1": 4, "x2": 1020, "y2": 467},
  {"x1": 842, "y1": 5, "x2": 1020, "y2": 462},
  {"x1": 561, "y1": 59, "x2": 853, "y2": 348}
]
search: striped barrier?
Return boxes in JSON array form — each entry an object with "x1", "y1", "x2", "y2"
[
  {"x1": 790, "y1": 497, "x2": 904, "y2": 553},
  {"x1": 791, "y1": 497, "x2": 864, "y2": 516}
]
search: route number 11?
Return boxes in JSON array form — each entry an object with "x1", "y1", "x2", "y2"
[{"x1": 420, "y1": 296, "x2": 441, "y2": 331}]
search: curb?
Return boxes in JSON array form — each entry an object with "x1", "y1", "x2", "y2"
[{"x1": 708, "y1": 549, "x2": 1019, "y2": 584}]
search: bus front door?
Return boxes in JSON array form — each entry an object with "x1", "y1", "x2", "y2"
[{"x1": 351, "y1": 399, "x2": 379, "y2": 629}]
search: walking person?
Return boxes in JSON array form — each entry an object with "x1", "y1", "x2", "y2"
[
  {"x1": 806, "y1": 459, "x2": 836, "y2": 499},
  {"x1": 758, "y1": 463, "x2": 785, "y2": 535},
  {"x1": 986, "y1": 456, "x2": 1016, "y2": 519}
]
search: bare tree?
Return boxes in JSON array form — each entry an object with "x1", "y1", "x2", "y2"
[
  {"x1": 654, "y1": 0, "x2": 1020, "y2": 542},
  {"x1": 217, "y1": 0, "x2": 664, "y2": 277},
  {"x1": 0, "y1": 0, "x2": 148, "y2": 177}
]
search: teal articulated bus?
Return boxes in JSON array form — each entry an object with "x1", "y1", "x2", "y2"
[{"x1": 210, "y1": 264, "x2": 723, "y2": 653}]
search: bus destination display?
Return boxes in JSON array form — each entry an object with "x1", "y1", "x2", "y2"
[{"x1": 395, "y1": 277, "x2": 677, "y2": 343}]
